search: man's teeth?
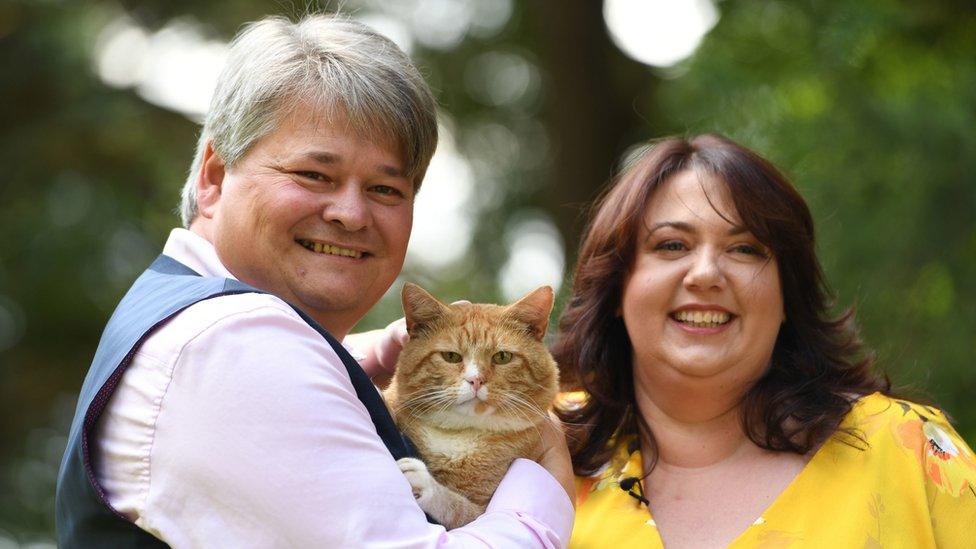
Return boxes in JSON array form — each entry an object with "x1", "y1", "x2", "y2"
[
  {"x1": 672, "y1": 310, "x2": 731, "y2": 327},
  {"x1": 297, "y1": 239, "x2": 363, "y2": 259}
]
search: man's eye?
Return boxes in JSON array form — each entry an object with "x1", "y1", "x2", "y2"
[
  {"x1": 371, "y1": 185, "x2": 404, "y2": 197},
  {"x1": 296, "y1": 171, "x2": 329, "y2": 182},
  {"x1": 655, "y1": 241, "x2": 686, "y2": 252}
]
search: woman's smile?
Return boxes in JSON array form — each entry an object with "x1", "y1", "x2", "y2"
[
  {"x1": 669, "y1": 304, "x2": 736, "y2": 334},
  {"x1": 668, "y1": 312, "x2": 736, "y2": 335},
  {"x1": 621, "y1": 169, "x2": 784, "y2": 382}
]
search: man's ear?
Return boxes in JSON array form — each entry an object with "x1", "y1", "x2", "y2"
[{"x1": 196, "y1": 142, "x2": 226, "y2": 219}]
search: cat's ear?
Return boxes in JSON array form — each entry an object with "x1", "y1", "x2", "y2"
[
  {"x1": 402, "y1": 283, "x2": 450, "y2": 337},
  {"x1": 506, "y1": 286, "x2": 554, "y2": 341}
]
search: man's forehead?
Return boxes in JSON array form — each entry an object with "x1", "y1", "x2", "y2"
[{"x1": 275, "y1": 102, "x2": 403, "y2": 156}]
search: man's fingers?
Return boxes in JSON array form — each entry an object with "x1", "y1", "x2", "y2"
[
  {"x1": 386, "y1": 317, "x2": 409, "y2": 346},
  {"x1": 377, "y1": 318, "x2": 408, "y2": 372}
]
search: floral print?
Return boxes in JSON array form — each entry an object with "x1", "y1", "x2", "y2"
[
  {"x1": 893, "y1": 399, "x2": 976, "y2": 498},
  {"x1": 569, "y1": 393, "x2": 976, "y2": 548}
]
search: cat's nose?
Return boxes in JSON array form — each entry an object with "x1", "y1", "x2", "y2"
[{"x1": 465, "y1": 374, "x2": 484, "y2": 392}]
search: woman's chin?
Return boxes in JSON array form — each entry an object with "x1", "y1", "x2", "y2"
[{"x1": 652, "y1": 353, "x2": 740, "y2": 382}]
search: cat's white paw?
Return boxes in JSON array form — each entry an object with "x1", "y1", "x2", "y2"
[{"x1": 397, "y1": 457, "x2": 436, "y2": 502}]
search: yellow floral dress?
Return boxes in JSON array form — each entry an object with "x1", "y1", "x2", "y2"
[{"x1": 570, "y1": 393, "x2": 976, "y2": 548}]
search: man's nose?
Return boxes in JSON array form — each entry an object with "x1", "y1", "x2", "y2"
[
  {"x1": 683, "y1": 249, "x2": 725, "y2": 291},
  {"x1": 322, "y1": 184, "x2": 371, "y2": 231}
]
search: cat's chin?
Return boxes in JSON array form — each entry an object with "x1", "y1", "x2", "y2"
[{"x1": 423, "y1": 408, "x2": 538, "y2": 432}]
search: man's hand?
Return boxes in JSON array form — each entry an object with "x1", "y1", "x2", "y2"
[
  {"x1": 344, "y1": 318, "x2": 408, "y2": 381},
  {"x1": 536, "y1": 414, "x2": 576, "y2": 507},
  {"x1": 373, "y1": 317, "x2": 409, "y2": 374}
]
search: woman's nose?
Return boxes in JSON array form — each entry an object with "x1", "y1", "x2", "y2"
[{"x1": 683, "y1": 249, "x2": 725, "y2": 291}]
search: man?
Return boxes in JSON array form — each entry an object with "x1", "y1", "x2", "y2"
[{"x1": 56, "y1": 15, "x2": 574, "y2": 547}]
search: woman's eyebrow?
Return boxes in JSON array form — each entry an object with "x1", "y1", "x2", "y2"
[
  {"x1": 648, "y1": 221, "x2": 695, "y2": 235},
  {"x1": 647, "y1": 221, "x2": 750, "y2": 236}
]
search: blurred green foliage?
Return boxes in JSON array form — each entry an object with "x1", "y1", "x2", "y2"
[
  {"x1": 0, "y1": 0, "x2": 972, "y2": 543},
  {"x1": 655, "y1": 0, "x2": 976, "y2": 434}
]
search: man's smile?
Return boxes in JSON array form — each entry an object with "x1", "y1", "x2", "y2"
[{"x1": 295, "y1": 238, "x2": 368, "y2": 259}]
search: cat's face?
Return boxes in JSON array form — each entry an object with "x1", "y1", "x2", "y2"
[{"x1": 392, "y1": 284, "x2": 559, "y2": 431}]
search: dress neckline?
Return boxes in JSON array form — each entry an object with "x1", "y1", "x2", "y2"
[{"x1": 599, "y1": 393, "x2": 880, "y2": 547}]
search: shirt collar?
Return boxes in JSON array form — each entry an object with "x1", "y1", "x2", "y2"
[{"x1": 161, "y1": 228, "x2": 237, "y2": 281}]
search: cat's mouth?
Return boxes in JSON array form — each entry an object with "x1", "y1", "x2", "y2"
[{"x1": 456, "y1": 398, "x2": 494, "y2": 416}]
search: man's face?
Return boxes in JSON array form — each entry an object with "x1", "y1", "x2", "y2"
[{"x1": 199, "y1": 107, "x2": 413, "y2": 337}]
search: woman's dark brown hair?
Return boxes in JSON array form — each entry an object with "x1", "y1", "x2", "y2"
[{"x1": 554, "y1": 134, "x2": 890, "y2": 475}]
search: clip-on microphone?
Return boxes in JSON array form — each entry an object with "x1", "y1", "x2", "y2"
[{"x1": 619, "y1": 476, "x2": 649, "y2": 506}]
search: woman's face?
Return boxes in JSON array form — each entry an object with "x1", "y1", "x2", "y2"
[{"x1": 621, "y1": 170, "x2": 784, "y2": 397}]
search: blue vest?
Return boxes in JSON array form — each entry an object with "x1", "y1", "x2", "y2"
[{"x1": 56, "y1": 255, "x2": 419, "y2": 547}]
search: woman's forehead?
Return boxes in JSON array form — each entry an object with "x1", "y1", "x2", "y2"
[{"x1": 644, "y1": 169, "x2": 741, "y2": 227}]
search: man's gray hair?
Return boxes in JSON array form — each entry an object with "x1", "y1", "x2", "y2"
[{"x1": 179, "y1": 14, "x2": 438, "y2": 227}]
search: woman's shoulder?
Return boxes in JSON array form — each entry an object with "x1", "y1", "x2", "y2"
[
  {"x1": 844, "y1": 392, "x2": 959, "y2": 439},
  {"x1": 843, "y1": 392, "x2": 960, "y2": 451},
  {"x1": 842, "y1": 392, "x2": 976, "y2": 498},
  {"x1": 849, "y1": 392, "x2": 948, "y2": 420}
]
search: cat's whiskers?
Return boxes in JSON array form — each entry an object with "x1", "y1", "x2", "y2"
[
  {"x1": 397, "y1": 386, "x2": 455, "y2": 407},
  {"x1": 502, "y1": 393, "x2": 578, "y2": 445},
  {"x1": 432, "y1": 394, "x2": 460, "y2": 419},
  {"x1": 495, "y1": 399, "x2": 544, "y2": 441},
  {"x1": 499, "y1": 392, "x2": 550, "y2": 422},
  {"x1": 399, "y1": 399, "x2": 457, "y2": 432},
  {"x1": 395, "y1": 387, "x2": 458, "y2": 418},
  {"x1": 411, "y1": 394, "x2": 457, "y2": 418}
]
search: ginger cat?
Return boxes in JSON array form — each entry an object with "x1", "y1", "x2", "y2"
[{"x1": 384, "y1": 283, "x2": 559, "y2": 529}]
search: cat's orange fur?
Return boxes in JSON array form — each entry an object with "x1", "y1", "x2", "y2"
[{"x1": 384, "y1": 283, "x2": 559, "y2": 529}]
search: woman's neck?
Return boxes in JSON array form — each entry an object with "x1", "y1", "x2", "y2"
[{"x1": 633, "y1": 378, "x2": 755, "y2": 470}]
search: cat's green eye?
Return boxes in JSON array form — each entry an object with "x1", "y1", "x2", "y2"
[
  {"x1": 492, "y1": 351, "x2": 513, "y2": 365},
  {"x1": 440, "y1": 351, "x2": 463, "y2": 363}
]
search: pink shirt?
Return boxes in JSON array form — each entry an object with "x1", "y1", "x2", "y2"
[{"x1": 93, "y1": 228, "x2": 573, "y2": 548}]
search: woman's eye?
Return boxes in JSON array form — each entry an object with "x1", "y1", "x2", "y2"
[
  {"x1": 655, "y1": 240, "x2": 686, "y2": 252},
  {"x1": 732, "y1": 244, "x2": 768, "y2": 257},
  {"x1": 492, "y1": 351, "x2": 513, "y2": 365},
  {"x1": 440, "y1": 351, "x2": 463, "y2": 363}
]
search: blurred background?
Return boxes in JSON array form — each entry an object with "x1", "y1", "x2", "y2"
[{"x1": 1, "y1": 0, "x2": 974, "y2": 543}]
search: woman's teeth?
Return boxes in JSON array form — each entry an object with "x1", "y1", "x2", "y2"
[
  {"x1": 296, "y1": 239, "x2": 363, "y2": 259},
  {"x1": 672, "y1": 310, "x2": 731, "y2": 328}
]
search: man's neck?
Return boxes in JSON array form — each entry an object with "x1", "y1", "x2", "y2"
[{"x1": 188, "y1": 220, "x2": 211, "y2": 242}]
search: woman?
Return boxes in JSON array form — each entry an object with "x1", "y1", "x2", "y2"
[{"x1": 554, "y1": 134, "x2": 976, "y2": 548}]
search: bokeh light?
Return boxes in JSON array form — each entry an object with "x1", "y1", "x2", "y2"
[
  {"x1": 94, "y1": 14, "x2": 226, "y2": 121},
  {"x1": 603, "y1": 0, "x2": 719, "y2": 67},
  {"x1": 498, "y1": 211, "x2": 564, "y2": 302},
  {"x1": 406, "y1": 119, "x2": 476, "y2": 270}
]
